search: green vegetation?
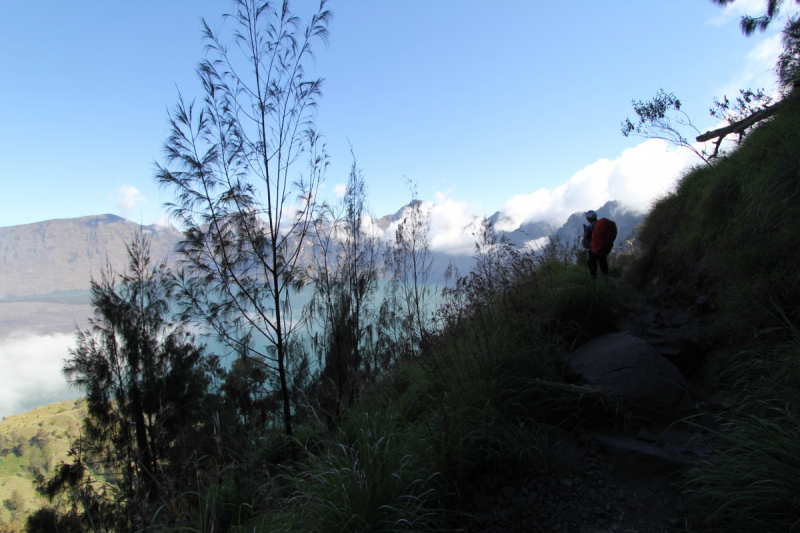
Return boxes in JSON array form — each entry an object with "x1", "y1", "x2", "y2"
[
  {"x1": 0, "y1": 399, "x2": 85, "y2": 526},
  {"x1": 630, "y1": 86, "x2": 800, "y2": 341},
  {"x1": 17, "y1": 1, "x2": 800, "y2": 531},
  {"x1": 689, "y1": 336, "x2": 800, "y2": 532},
  {"x1": 629, "y1": 86, "x2": 800, "y2": 530}
]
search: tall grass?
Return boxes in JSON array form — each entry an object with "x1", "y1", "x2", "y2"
[
  {"x1": 690, "y1": 406, "x2": 800, "y2": 533},
  {"x1": 630, "y1": 90, "x2": 800, "y2": 342},
  {"x1": 687, "y1": 321, "x2": 800, "y2": 532},
  {"x1": 254, "y1": 414, "x2": 441, "y2": 533}
]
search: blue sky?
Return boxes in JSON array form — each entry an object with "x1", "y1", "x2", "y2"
[{"x1": 0, "y1": 0, "x2": 793, "y2": 229}]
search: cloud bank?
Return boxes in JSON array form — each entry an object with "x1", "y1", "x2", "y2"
[
  {"x1": 0, "y1": 333, "x2": 80, "y2": 419},
  {"x1": 496, "y1": 139, "x2": 699, "y2": 232},
  {"x1": 378, "y1": 139, "x2": 698, "y2": 255}
]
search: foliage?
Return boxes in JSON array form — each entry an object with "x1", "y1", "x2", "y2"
[
  {"x1": 304, "y1": 155, "x2": 384, "y2": 424},
  {"x1": 382, "y1": 191, "x2": 436, "y2": 359},
  {"x1": 30, "y1": 234, "x2": 215, "y2": 532},
  {"x1": 710, "y1": 88, "x2": 773, "y2": 124},
  {"x1": 621, "y1": 88, "x2": 712, "y2": 162},
  {"x1": 710, "y1": 0, "x2": 799, "y2": 36},
  {"x1": 628, "y1": 88, "x2": 800, "y2": 341},
  {"x1": 156, "y1": 0, "x2": 332, "y2": 440},
  {"x1": 405, "y1": 225, "x2": 628, "y2": 508},
  {"x1": 0, "y1": 400, "x2": 84, "y2": 526},
  {"x1": 778, "y1": 15, "x2": 800, "y2": 87},
  {"x1": 687, "y1": 327, "x2": 800, "y2": 532},
  {"x1": 263, "y1": 415, "x2": 441, "y2": 532}
]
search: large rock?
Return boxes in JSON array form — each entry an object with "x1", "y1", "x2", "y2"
[{"x1": 563, "y1": 332, "x2": 694, "y2": 418}]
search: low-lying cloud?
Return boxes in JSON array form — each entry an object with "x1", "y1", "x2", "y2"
[
  {"x1": 0, "y1": 333, "x2": 80, "y2": 419},
  {"x1": 375, "y1": 139, "x2": 699, "y2": 255},
  {"x1": 496, "y1": 139, "x2": 699, "y2": 232}
]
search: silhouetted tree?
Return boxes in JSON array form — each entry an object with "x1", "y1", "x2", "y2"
[
  {"x1": 304, "y1": 155, "x2": 383, "y2": 420},
  {"x1": 157, "y1": 0, "x2": 332, "y2": 441},
  {"x1": 382, "y1": 188, "x2": 435, "y2": 358},
  {"x1": 621, "y1": 89, "x2": 714, "y2": 162},
  {"x1": 31, "y1": 233, "x2": 212, "y2": 532}
]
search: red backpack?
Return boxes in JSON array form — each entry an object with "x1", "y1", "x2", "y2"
[{"x1": 591, "y1": 218, "x2": 617, "y2": 255}]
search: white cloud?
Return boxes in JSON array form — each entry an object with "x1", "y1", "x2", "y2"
[
  {"x1": 378, "y1": 194, "x2": 484, "y2": 256},
  {"x1": 377, "y1": 139, "x2": 701, "y2": 256},
  {"x1": 719, "y1": 33, "x2": 785, "y2": 97},
  {"x1": 427, "y1": 196, "x2": 485, "y2": 255},
  {"x1": 334, "y1": 183, "x2": 347, "y2": 198},
  {"x1": 497, "y1": 139, "x2": 699, "y2": 232},
  {"x1": 0, "y1": 333, "x2": 81, "y2": 418},
  {"x1": 116, "y1": 185, "x2": 146, "y2": 216},
  {"x1": 525, "y1": 236, "x2": 551, "y2": 251},
  {"x1": 151, "y1": 213, "x2": 175, "y2": 230}
]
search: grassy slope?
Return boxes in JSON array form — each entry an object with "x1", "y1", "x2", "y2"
[
  {"x1": 238, "y1": 252, "x2": 635, "y2": 532},
  {"x1": 630, "y1": 88, "x2": 800, "y2": 341},
  {"x1": 0, "y1": 399, "x2": 86, "y2": 525},
  {"x1": 629, "y1": 90, "x2": 800, "y2": 531},
  {"x1": 264, "y1": 94, "x2": 800, "y2": 531}
]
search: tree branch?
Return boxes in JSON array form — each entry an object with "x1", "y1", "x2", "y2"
[{"x1": 696, "y1": 99, "x2": 786, "y2": 142}]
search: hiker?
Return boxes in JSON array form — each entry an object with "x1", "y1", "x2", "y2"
[{"x1": 582, "y1": 210, "x2": 617, "y2": 279}]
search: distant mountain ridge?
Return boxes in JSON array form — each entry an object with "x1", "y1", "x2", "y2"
[
  {"x1": 0, "y1": 203, "x2": 644, "y2": 299},
  {"x1": 554, "y1": 200, "x2": 643, "y2": 249},
  {"x1": 491, "y1": 200, "x2": 643, "y2": 251},
  {"x1": 0, "y1": 214, "x2": 181, "y2": 298}
]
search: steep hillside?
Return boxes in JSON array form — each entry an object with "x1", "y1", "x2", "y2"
[
  {"x1": 0, "y1": 399, "x2": 86, "y2": 525},
  {"x1": 630, "y1": 87, "x2": 800, "y2": 341},
  {"x1": 0, "y1": 215, "x2": 181, "y2": 298},
  {"x1": 622, "y1": 89, "x2": 800, "y2": 532}
]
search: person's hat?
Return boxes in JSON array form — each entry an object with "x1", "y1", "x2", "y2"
[{"x1": 584, "y1": 210, "x2": 597, "y2": 220}]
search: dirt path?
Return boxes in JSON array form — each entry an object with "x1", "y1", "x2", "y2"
[{"x1": 458, "y1": 289, "x2": 720, "y2": 533}]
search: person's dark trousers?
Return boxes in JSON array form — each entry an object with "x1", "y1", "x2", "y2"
[{"x1": 587, "y1": 251, "x2": 608, "y2": 279}]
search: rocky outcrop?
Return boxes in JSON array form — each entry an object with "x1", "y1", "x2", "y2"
[{"x1": 562, "y1": 332, "x2": 694, "y2": 418}]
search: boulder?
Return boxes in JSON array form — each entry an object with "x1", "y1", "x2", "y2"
[{"x1": 563, "y1": 332, "x2": 694, "y2": 418}]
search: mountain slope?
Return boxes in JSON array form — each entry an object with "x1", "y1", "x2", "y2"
[
  {"x1": 0, "y1": 399, "x2": 86, "y2": 525},
  {"x1": 0, "y1": 215, "x2": 181, "y2": 298}
]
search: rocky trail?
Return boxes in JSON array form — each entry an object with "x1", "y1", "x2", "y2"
[{"x1": 460, "y1": 284, "x2": 725, "y2": 533}]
